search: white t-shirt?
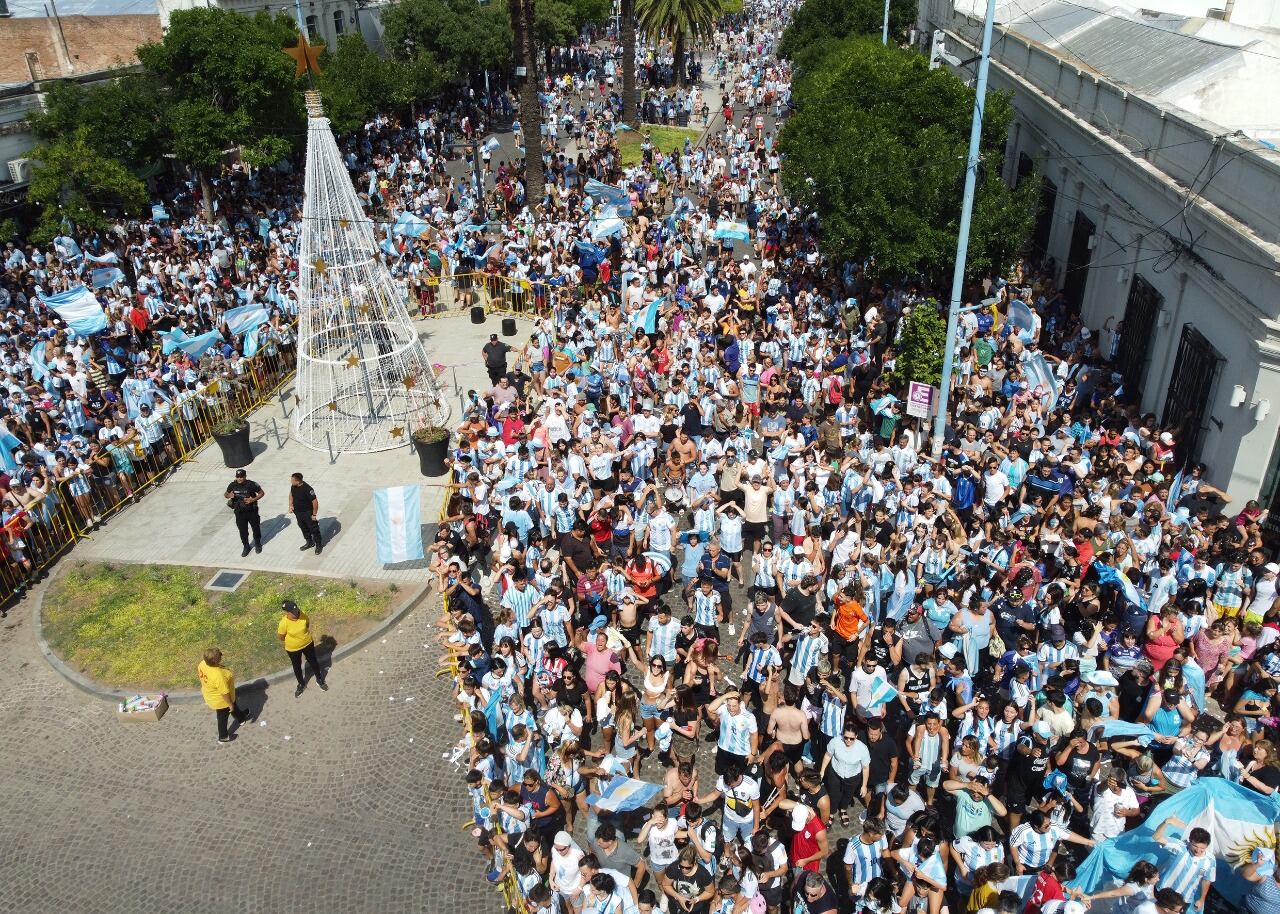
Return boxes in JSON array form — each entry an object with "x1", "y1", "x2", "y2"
[
  {"x1": 716, "y1": 774, "x2": 760, "y2": 825},
  {"x1": 1089, "y1": 785, "x2": 1137, "y2": 839}
]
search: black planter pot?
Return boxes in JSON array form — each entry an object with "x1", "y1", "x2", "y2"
[
  {"x1": 213, "y1": 423, "x2": 254, "y2": 468},
  {"x1": 413, "y1": 436, "x2": 449, "y2": 476}
]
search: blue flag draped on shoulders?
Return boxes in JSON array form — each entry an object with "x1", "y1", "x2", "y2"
[
  {"x1": 641, "y1": 296, "x2": 665, "y2": 335},
  {"x1": 374, "y1": 485, "x2": 423, "y2": 564},
  {"x1": 37, "y1": 286, "x2": 107, "y2": 336},
  {"x1": 1071, "y1": 778, "x2": 1280, "y2": 907}
]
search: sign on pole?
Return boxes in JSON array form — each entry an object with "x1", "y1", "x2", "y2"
[{"x1": 907, "y1": 381, "x2": 936, "y2": 419}]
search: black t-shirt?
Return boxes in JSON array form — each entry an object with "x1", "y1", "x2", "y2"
[
  {"x1": 291, "y1": 481, "x2": 316, "y2": 515},
  {"x1": 782, "y1": 586, "x2": 816, "y2": 627},
  {"x1": 793, "y1": 882, "x2": 839, "y2": 914},
  {"x1": 561, "y1": 534, "x2": 594, "y2": 576},
  {"x1": 664, "y1": 861, "x2": 712, "y2": 901},
  {"x1": 226, "y1": 478, "x2": 263, "y2": 513},
  {"x1": 862, "y1": 733, "x2": 899, "y2": 785},
  {"x1": 1117, "y1": 673, "x2": 1147, "y2": 722},
  {"x1": 482, "y1": 340, "x2": 510, "y2": 368},
  {"x1": 1061, "y1": 745, "x2": 1100, "y2": 789}
]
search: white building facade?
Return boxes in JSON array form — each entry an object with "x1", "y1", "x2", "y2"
[
  {"x1": 155, "y1": 0, "x2": 386, "y2": 52},
  {"x1": 916, "y1": 0, "x2": 1280, "y2": 512}
]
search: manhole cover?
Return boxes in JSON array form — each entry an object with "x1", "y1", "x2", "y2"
[{"x1": 206, "y1": 570, "x2": 249, "y2": 592}]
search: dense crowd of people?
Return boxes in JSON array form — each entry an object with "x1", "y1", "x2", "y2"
[
  {"x1": 420, "y1": 5, "x2": 1280, "y2": 914},
  {"x1": 2, "y1": 0, "x2": 1278, "y2": 909}
]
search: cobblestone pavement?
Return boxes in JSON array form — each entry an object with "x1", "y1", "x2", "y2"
[{"x1": 0, "y1": 585, "x2": 503, "y2": 914}]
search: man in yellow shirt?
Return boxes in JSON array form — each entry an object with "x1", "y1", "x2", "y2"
[
  {"x1": 278, "y1": 600, "x2": 328, "y2": 697},
  {"x1": 197, "y1": 647, "x2": 249, "y2": 742}
]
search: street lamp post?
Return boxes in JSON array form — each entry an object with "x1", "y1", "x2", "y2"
[
  {"x1": 882, "y1": 0, "x2": 891, "y2": 44},
  {"x1": 930, "y1": 0, "x2": 998, "y2": 459}
]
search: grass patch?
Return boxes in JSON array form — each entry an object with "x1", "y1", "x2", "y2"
[
  {"x1": 721, "y1": 0, "x2": 743, "y2": 13},
  {"x1": 43, "y1": 562, "x2": 398, "y2": 691},
  {"x1": 617, "y1": 124, "x2": 703, "y2": 167}
]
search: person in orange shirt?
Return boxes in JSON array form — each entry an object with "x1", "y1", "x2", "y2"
[
  {"x1": 831, "y1": 586, "x2": 869, "y2": 667},
  {"x1": 197, "y1": 647, "x2": 249, "y2": 743}
]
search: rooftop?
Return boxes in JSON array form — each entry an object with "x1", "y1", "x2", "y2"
[{"x1": 955, "y1": 0, "x2": 1280, "y2": 142}]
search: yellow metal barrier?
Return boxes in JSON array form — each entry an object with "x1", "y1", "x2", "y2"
[
  {"x1": 418, "y1": 272, "x2": 558, "y2": 321},
  {"x1": 0, "y1": 326, "x2": 298, "y2": 606},
  {"x1": 436, "y1": 483, "x2": 527, "y2": 913}
]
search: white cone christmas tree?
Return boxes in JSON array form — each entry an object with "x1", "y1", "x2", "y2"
[{"x1": 293, "y1": 90, "x2": 449, "y2": 454}]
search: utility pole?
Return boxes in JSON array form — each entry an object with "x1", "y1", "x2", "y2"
[
  {"x1": 930, "y1": 0, "x2": 998, "y2": 459},
  {"x1": 882, "y1": 0, "x2": 891, "y2": 45}
]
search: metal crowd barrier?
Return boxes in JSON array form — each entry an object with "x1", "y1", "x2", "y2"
[
  {"x1": 435, "y1": 483, "x2": 527, "y2": 913},
  {"x1": 417, "y1": 272, "x2": 557, "y2": 321},
  {"x1": 0, "y1": 334, "x2": 297, "y2": 607}
]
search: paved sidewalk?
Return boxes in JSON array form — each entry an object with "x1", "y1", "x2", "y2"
[{"x1": 72, "y1": 313, "x2": 524, "y2": 582}]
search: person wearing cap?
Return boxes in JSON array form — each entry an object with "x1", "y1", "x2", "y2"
[
  {"x1": 224, "y1": 468, "x2": 265, "y2": 556},
  {"x1": 288, "y1": 471, "x2": 323, "y2": 555},
  {"x1": 197, "y1": 646, "x2": 250, "y2": 742},
  {"x1": 277, "y1": 599, "x2": 328, "y2": 696}
]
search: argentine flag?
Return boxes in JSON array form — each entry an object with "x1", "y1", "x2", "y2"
[
  {"x1": 223, "y1": 303, "x2": 271, "y2": 337},
  {"x1": 37, "y1": 286, "x2": 108, "y2": 336},
  {"x1": 374, "y1": 485, "x2": 423, "y2": 565},
  {"x1": 1093, "y1": 562, "x2": 1146, "y2": 611},
  {"x1": 586, "y1": 775, "x2": 663, "y2": 813},
  {"x1": 864, "y1": 674, "x2": 898, "y2": 711},
  {"x1": 1072, "y1": 778, "x2": 1280, "y2": 906},
  {"x1": 712, "y1": 219, "x2": 751, "y2": 243}
]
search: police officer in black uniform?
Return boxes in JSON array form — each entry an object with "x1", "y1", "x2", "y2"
[
  {"x1": 288, "y1": 472, "x2": 322, "y2": 555},
  {"x1": 225, "y1": 469, "x2": 264, "y2": 557}
]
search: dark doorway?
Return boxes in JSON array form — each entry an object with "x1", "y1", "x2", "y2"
[
  {"x1": 1161, "y1": 323, "x2": 1222, "y2": 465},
  {"x1": 1115, "y1": 275, "x2": 1163, "y2": 404},
  {"x1": 1062, "y1": 211, "x2": 1095, "y2": 308},
  {"x1": 1030, "y1": 176, "x2": 1057, "y2": 265}
]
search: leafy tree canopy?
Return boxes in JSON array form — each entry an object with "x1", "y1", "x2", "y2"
[
  {"x1": 27, "y1": 129, "x2": 148, "y2": 244},
  {"x1": 318, "y1": 34, "x2": 446, "y2": 135},
  {"x1": 382, "y1": 0, "x2": 513, "y2": 82},
  {"x1": 27, "y1": 75, "x2": 168, "y2": 172},
  {"x1": 779, "y1": 38, "x2": 1040, "y2": 281},
  {"x1": 136, "y1": 8, "x2": 302, "y2": 173},
  {"x1": 894, "y1": 299, "x2": 948, "y2": 388},
  {"x1": 778, "y1": 0, "x2": 913, "y2": 61}
]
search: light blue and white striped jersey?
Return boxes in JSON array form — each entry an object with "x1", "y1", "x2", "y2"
[
  {"x1": 501, "y1": 583, "x2": 540, "y2": 628},
  {"x1": 791, "y1": 631, "x2": 828, "y2": 680},
  {"x1": 604, "y1": 568, "x2": 629, "y2": 601},
  {"x1": 1158, "y1": 841, "x2": 1215, "y2": 902},
  {"x1": 753, "y1": 553, "x2": 777, "y2": 588},
  {"x1": 522, "y1": 631, "x2": 548, "y2": 673},
  {"x1": 744, "y1": 644, "x2": 781, "y2": 683},
  {"x1": 820, "y1": 693, "x2": 846, "y2": 737},
  {"x1": 1010, "y1": 822, "x2": 1064, "y2": 870},
  {"x1": 844, "y1": 834, "x2": 888, "y2": 886},
  {"x1": 719, "y1": 515, "x2": 744, "y2": 553},
  {"x1": 953, "y1": 836, "x2": 1004, "y2": 884},
  {"x1": 957, "y1": 712, "x2": 995, "y2": 749},
  {"x1": 693, "y1": 589, "x2": 721, "y2": 628},
  {"x1": 717, "y1": 705, "x2": 757, "y2": 757},
  {"x1": 781, "y1": 555, "x2": 812, "y2": 589},
  {"x1": 539, "y1": 603, "x2": 571, "y2": 646},
  {"x1": 647, "y1": 617, "x2": 681, "y2": 662}
]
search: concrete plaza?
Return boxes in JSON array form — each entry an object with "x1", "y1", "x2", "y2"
[{"x1": 0, "y1": 311, "x2": 526, "y2": 914}]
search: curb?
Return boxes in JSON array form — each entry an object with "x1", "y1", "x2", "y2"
[{"x1": 33, "y1": 564, "x2": 434, "y2": 706}]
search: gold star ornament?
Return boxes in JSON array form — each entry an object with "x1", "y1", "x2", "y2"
[
  {"x1": 327, "y1": 401, "x2": 337, "y2": 411},
  {"x1": 402, "y1": 375, "x2": 417, "y2": 390},
  {"x1": 389, "y1": 426, "x2": 405, "y2": 440},
  {"x1": 339, "y1": 218, "x2": 350, "y2": 230},
  {"x1": 312, "y1": 257, "x2": 327, "y2": 275},
  {"x1": 345, "y1": 354, "x2": 360, "y2": 368},
  {"x1": 284, "y1": 33, "x2": 325, "y2": 78},
  {"x1": 358, "y1": 303, "x2": 371, "y2": 317}
]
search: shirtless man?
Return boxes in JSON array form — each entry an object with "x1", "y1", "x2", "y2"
[{"x1": 766, "y1": 683, "x2": 811, "y2": 773}]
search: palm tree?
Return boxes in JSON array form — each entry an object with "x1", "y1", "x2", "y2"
[
  {"x1": 508, "y1": 0, "x2": 545, "y2": 207},
  {"x1": 634, "y1": 0, "x2": 719, "y2": 88},
  {"x1": 621, "y1": 0, "x2": 638, "y2": 126}
]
